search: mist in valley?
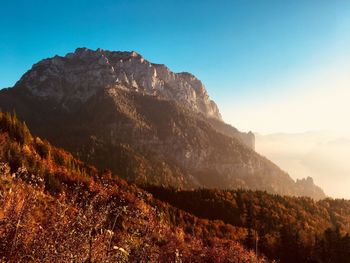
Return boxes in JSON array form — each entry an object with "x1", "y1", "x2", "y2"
[{"x1": 256, "y1": 131, "x2": 350, "y2": 198}]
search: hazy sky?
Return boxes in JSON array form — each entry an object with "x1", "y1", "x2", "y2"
[
  {"x1": 1, "y1": 0, "x2": 350, "y2": 135},
  {"x1": 256, "y1": 131, "x2": 350, "y2": 198}
]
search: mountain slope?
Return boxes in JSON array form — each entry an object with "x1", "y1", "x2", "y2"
[
  {"x1": 0, "y1": 110, "x2": 264, "y2": 262},
  {"x1": 0, "y1": 48, "x2": 325, "y2": 199}
]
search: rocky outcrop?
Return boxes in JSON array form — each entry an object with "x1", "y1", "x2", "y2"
[
  {"x1": 207, "y1": 117, "x2": 255, "y2": 150},
  {"x1": 295, "y1": 177, "x2": 325, "y2": 199},
  {"x1": 17, "y1": 48, "x2": 222, "y2": 119}
]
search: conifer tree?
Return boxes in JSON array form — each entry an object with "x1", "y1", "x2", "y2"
[{"x1": 245, "y1": 202, "x2": 254, "y2": 250}]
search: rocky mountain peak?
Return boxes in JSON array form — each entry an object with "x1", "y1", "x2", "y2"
[
  {"x1": 16, "y1": 48, "x2": 221, "y2": 120},
  {"x1": 0, "y1": 48, "x2": 326, "y2": 199}
]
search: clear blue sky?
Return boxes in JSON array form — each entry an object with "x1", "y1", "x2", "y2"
[{"x1": 1, "y1": 0, "x2": 350, "y2": 132}]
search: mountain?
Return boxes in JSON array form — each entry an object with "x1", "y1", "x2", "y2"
[
  {"x1": 0, "y1": 48, "x2": 325, "y2": 199},
  {"x1": 0, "y1": 110, "x2": 265, "y2": 262}
]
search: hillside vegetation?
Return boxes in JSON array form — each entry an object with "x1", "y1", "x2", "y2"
[
  {"x1": 2, "y1": 111, "x2": 350, "y2": 262},
  {"x1": 146, "y1": 187, "x2": 350, "y2": 263},
  {"x1": 0, "y1": 110, "x2": 265, "y2": 262}
]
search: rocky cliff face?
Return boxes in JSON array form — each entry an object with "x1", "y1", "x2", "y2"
[
  {"x1": 0, "y1": 48, "x2": 325, "y2": 199},
  {"x1": 16, "y1": 47, "x2": 254, "y2": 148},
  {"x1": 18, "y1": 48, "x2": 222, "y2": 119}
]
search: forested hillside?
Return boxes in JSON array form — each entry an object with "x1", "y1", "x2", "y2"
[
  {"x1": 0, "y1": 111, "x2": 264, "y2": 262},
  {"x1": 2, "y1": 110, "x2": 350, "y2": 262},
  {"x1": 146, "y1": 187, "x2": 350, "y2": 263}
]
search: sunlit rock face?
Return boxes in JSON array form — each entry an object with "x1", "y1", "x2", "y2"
[
  {"x1": 17, "y1": 48, "x2": 222, "y2": 120},
  {"x1": 15, "y1": 47, "x2": 254, "y2": 149},
  {"x1": 0, "y1": 48, "x2": 325, "y2": 199}
]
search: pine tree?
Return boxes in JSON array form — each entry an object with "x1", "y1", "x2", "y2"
[
  {"x1": 12, "y1": 109, "x2": 17, "y2": 124},
  {"x1": 5, "y1": 112, "x2": 12, "y2": 136},
  {"x1": 21, "y1": 122, "x2": 32, "y2": 144},
  {"x1": 245, "y1": 202, "x2": 254, "y2": 250}
]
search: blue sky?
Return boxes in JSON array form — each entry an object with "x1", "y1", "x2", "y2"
[{"x1": 1, "y1": 0, "x2": 350, "y2": 133}]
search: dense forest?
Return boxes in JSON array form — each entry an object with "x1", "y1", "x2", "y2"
[{"x1": 146, "y1": 187, "x2": 350, "y2": 262}]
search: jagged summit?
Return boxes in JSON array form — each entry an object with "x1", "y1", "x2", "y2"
[{"x1": 17, "y1": 47, "x2": 222, "y2": 120}]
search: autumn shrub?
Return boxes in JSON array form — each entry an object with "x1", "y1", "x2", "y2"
[
  {"x1": 44, "y1": 171, "x2": 62, "y2": 194},
  {"x1": 34, "y1": 137, "x2": 50, "y2": 159},
  {"x1": 52, "y1": 149, "x2": 66, "y2": 166},
  {"x1": 6, "y1": 143, "x2": 23, "y2": 173}
]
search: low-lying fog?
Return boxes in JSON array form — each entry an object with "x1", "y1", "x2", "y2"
[{"x1": 256, "y1": 131, "x2": 350, "y2": 199}]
